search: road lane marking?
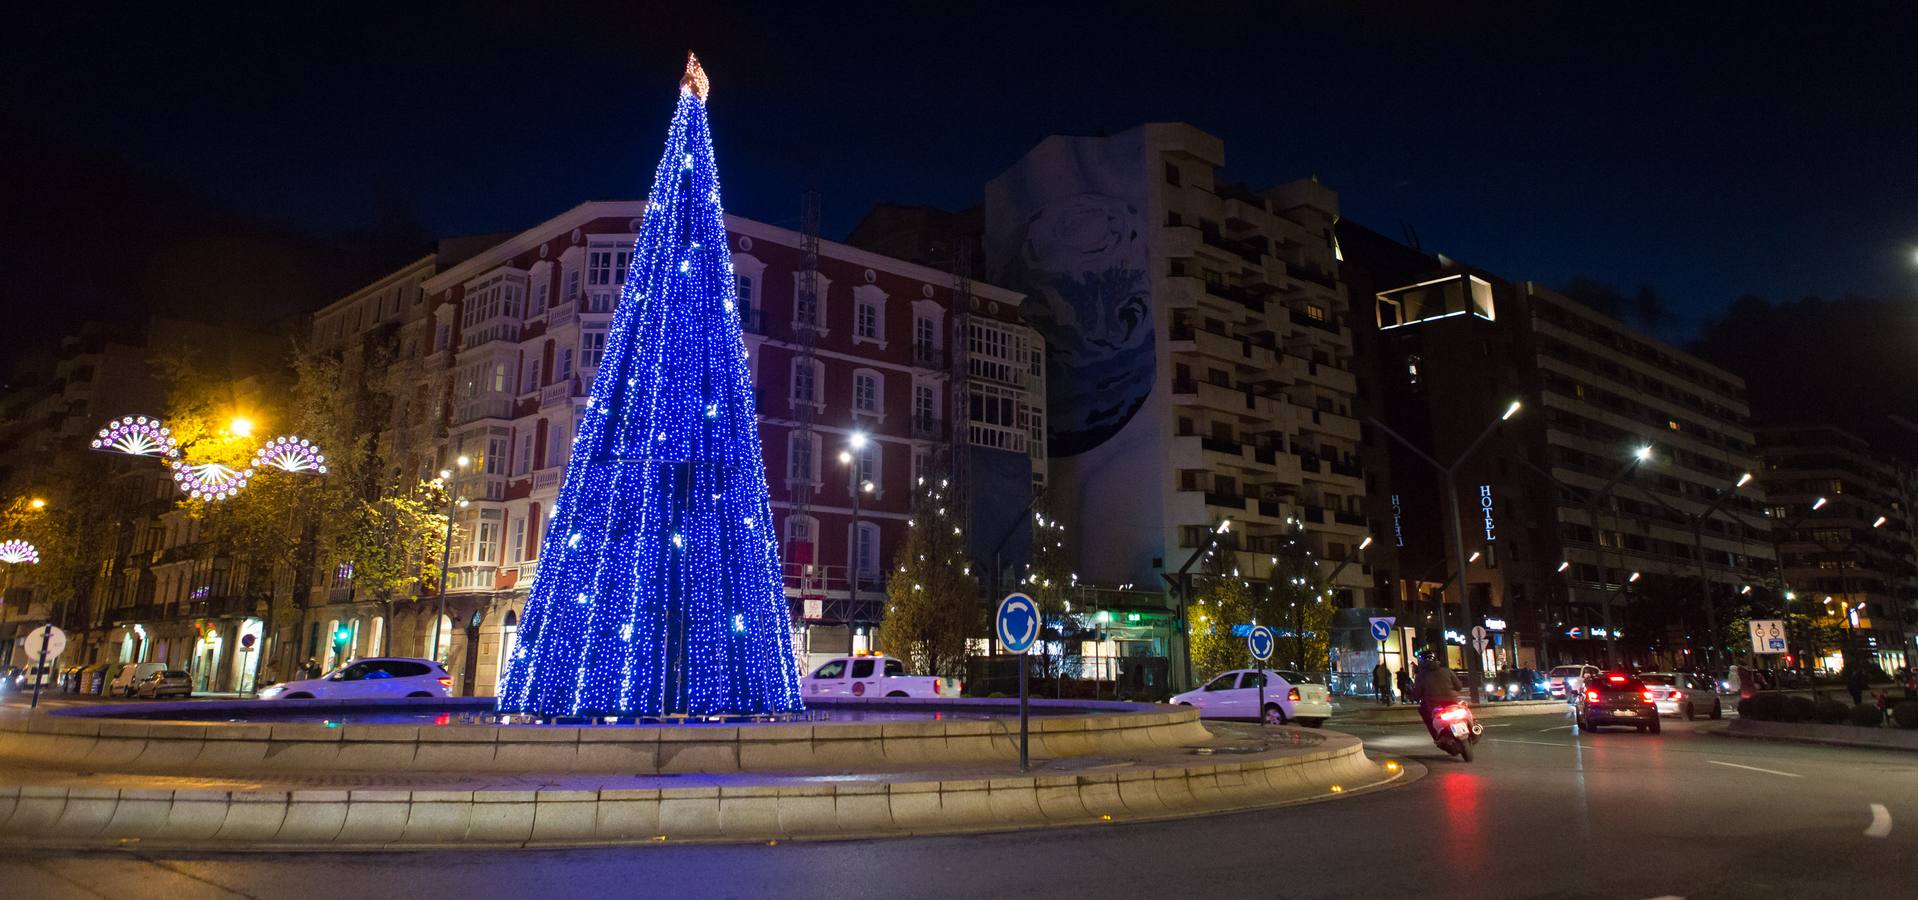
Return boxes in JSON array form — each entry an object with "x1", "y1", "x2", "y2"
[
  {"x1": 1483, "y1": 723, "x2": 1511, "y2": 727},
  {"x1": 1493, "y1": 738, "x2": 1574, "y2": 748},
  {"x1": 1707, "y1": 760, "x2": 1801, "y2": 778},
  {"x1": 1539, "y1": 724, "x2": 1575, "y2": 732},
  {"x1": 1866, "y1": 803, "x2": 1892, "y2": 838}
]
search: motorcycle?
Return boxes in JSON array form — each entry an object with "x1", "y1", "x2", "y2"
[{"x1": 1430, "y1": 702, "x2": 1483, "y2": 762}]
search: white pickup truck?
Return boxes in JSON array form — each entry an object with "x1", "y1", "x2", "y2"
[{"x1": 801, "y1": 654, "x2": 963, "y2": 699}]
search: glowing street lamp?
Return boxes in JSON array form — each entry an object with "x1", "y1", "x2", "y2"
[
  {"x1": 431, "y1": 454, "x2": 472, "y2": 663},
  {"x1": 229, "y1": 416, "x2": 255, "y2": 438}
]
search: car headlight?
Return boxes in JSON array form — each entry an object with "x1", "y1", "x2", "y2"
[{"x1": 257, "y1": 685, "x2": 285, "y2": 698}]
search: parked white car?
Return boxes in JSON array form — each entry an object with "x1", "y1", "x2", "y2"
[
  {"x1": 801, "y1": 655, "x2": 962, "y2": 699},
  {"x1": 1640, "y1": 671, "x2": 1723, "y2": 719},
  {"x1": 1169, "y1": 668, "x2": 1331, "y2": 727},
  {"x1": 255, "y1": 657, "x2": 452, "y2": 700},
  {"x1": 109, "y1": 662, "x2": 170, "y2": 698}
]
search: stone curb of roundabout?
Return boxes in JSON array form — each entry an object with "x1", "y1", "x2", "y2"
[{"x1": 0, "y1": 701, "x2": 1399, "y2": 848}]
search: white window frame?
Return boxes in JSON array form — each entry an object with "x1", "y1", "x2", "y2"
[
  {"x1": 851, "y1": 368, "x2": 884, "y2": 420},
  {"x1": 732, "y1": 252, "x2": 767, "y2": 326},
  {"x1": 790, "y1": 270, "x2": 834, "y2": 333},
  {"x1": 785, "y1": 514, "x2": 819, "y2": 568},
  {"x1": 848, "y1": 521, "x2": 881, "y2": 580},
  {"x1": 580, "y1": 327, "x2": 607, "y2": 369},
  {"x1": 787, "y1": 430, "x2": 821, "y2": 486},
  {"x1": 851, "y1": 284, "x2": 887, "y2": 348},
  {"x1": 790, "y1": 357, "x2": 825, "y2": 410}
]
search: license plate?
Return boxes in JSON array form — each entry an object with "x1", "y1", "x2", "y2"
[
  {"x1": 1613, "y1": 710, "x2": 1635, "y2": 717},
  {"x1": 1451, "y1": 722, "x2": 1470, "y2": 737}
]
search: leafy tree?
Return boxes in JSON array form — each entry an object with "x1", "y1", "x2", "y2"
[
  {"x1": 1020, "y1": 496, "x2": 1074, "y2": 681},
  {"x1": 332, "y1": 479, "x2": 452, "y2": 655},
  {"x1": 879, "y1": 478, "x2": 976, "y2": 677},
  {"x1": 1188, "y1": 550, "x2": 1257, "y2": 679}
]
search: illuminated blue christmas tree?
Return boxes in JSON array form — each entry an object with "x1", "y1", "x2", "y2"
[{"x1": 496, "y1": 54, "x2": 804, "y2": 718}]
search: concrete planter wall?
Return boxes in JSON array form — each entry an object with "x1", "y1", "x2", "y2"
[
  {"x1": 0, "y1": 698, "x2": 1213, "y2": 775},
  {"x1": 0, "y1": 730, "x2": 1387, "y2": 848}
]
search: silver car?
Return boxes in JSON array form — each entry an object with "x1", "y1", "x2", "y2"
[{"x1": 1640, "y1": 672, "x2": 1722, "y2": 719}]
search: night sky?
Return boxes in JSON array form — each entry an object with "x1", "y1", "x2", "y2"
[{"x1": 7, "y1": 3, "x2": 1917, "y2": 352}]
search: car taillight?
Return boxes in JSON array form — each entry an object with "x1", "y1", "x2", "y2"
[
  {"x1": 1642, "y1": 690, "x2": 1655, "y2": 702},
  {"x1": 1586, "y1": 690, "x2": 1600, "y2": 703},
  {"x1": 1438, "y1": 706, "x2": 1469, "y2": 723},
  {"x1": 1287, "y1": 688, "x2": 1301, "y2": 702},
  {"x1": 933, "y1": 680, "x2": 942, "y2": 695},
  {"x1": 437, "y1": 677, "x2": 452, "y2": 687}
]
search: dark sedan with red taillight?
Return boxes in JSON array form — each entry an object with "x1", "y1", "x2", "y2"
[{"x1": 1575, "y1": 672, "x2": 1661, "y2": 734}]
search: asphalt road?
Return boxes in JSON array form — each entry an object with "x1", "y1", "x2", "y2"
[{"x1": 3, "y1": 708, "x2": 1915, "y2": 899}]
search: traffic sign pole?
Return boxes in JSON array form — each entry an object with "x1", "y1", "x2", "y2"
[
  {"x1": 1248, "y1": 626, "x2": 1275, "y2": 725},
  {"x1": 28, "y1": 623, "x2": 57, "y2": 710},
  {"x1": 997, "y1": 593, "x2": 1039, "y2": 773}
]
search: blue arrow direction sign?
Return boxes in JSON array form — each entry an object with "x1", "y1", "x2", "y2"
[
  {"x1": 1248, "y1": 625, "x2": 1275, "y2": 662},
  {"x1": 997, "y1": 592, "x2": 1040, "y2": 655},
  {"x1": 1368, "y1": 617, "x2": 1395, "y2": 642}
]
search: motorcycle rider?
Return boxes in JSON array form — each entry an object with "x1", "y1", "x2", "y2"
[{"x1": 1411, "y1": 649, "x2": 1464, "y2": 737}]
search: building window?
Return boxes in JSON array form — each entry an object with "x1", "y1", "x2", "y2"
[
  {"x1": 475, "y1": 521, "x2": 499, "y2": 565},
  {"x1": 521, "y1": 357, "x2": 539, "y2": 394},
  {"x1": 587, "y1": 248, "x2": 629, "y2": 288},
  {"x1": 516, "y1": 433, "x2": 533, "y2": 476},
  {"x1": 912, "y1": 450, "x2": 930, "y2": 486},
  {"x1": 548, "y1": 423, "x2": 568, "y2": 467},
  {"x1": 564, "y1": 269, "x2": 581, "y2": 302},
  {"x1": 531, "y1": 278, "x2": 549, "y2": 315},
  {"x1": 1165, "y1": 162, "x2": 1181, "y2": 185},
  {"x1": 509, "y1": 516, "x2": 526, "y2": 564},
  {"x1": 559, "y1": 348, "x2": 575, "y2": 381},
  {"x1": 913, "y1": 383, "x2": 936, "y2": 426},
  {"x1": 485, "y1": 437, "x2": 506, "y2": 475},
  {"x1": 737, "y1": 274, "x2": 754, "y2": 307},
  {"x1": 787, "y1": 431, "x2": 819, "y2": 484},
  {"x1": 853, "y1": 370, "x2": 881, "y2": 416},
  {"x1": 791, "y1": 358, "x2": 822, "y2": 406},
  {"x1": 785, "y1": 514, "x2": 818, "y2": 566},
  {"x1": 849, "y1": 521, "x2": 880, "y2": 579},
  {"x1": 853, "y1": 444, "x2": 879, "y2": 491},
  {"x1": 1305, "y1": 304, "x2": 1327, "y2": 321},
  {"x1": 581, "y1": 328, "x2": 607, "y2": 369}
]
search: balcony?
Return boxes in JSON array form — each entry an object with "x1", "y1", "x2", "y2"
[
  {"x1": 1335, "y1": 509, "x2": 1369, "y2": 527},
  {"x1": 1206, "y1": 282, "x2": 1268, "y2": 314},
  {"x1": 1204, "y1": 491, "x2": 1247, "y2": 512},
  {"x1": 1289, "y1": 308, "x2": 1340, "y2": 335},
  {"x1": 1200, "y1": 436, "x2": 1244, "y2": 457},
  {"x1": 912, "y1": 343, "x2": 943, "y2": 368},
  {"x1": 1200, "y1": 224, "x2": 1267, "y2": 264},
  {"x1": 541, "y1": 380, "x2": 579, "y2": 408},
  {"x1": 910, "y1": 415, "x2": 942, "y2": 440}
]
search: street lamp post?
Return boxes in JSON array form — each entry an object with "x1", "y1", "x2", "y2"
[
  {"x1": 838, "y1": 432, "x2": 874, "y2": 629},
  {"x1": 1583, "y1": 446, "x2": 1655, "y2": 668},
  {"x1": 1367, "y1": 399, "x2": 1521, "y2": 701},
  {"x1": 431, "y1": 456, "x2": 470, "y2": 667},
  {"x1": 1164, "y1": 517, "x2": 1234, "y2": 692},
  {"x1": 1815, "y1": 512, "x2": 1887, "y2": 671}
]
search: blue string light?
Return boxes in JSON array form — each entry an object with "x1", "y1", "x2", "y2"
[{"x1": 496, "y1": 54, "x2": 803, "y2": 718}]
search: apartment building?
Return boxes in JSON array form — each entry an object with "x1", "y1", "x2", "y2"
[
  {"x1": 1343, "y1": 223, "x2": 1773, "y2": 672},
  {"x1": 1757, "y1": 426, "x2": 1917, "y2": 671},
  {"x1": 308, "y1": 201, "x2": 1041, "y2": 694},
  {"x1": 984, "y1": 123, "x2": 1372, "y2": 687}
]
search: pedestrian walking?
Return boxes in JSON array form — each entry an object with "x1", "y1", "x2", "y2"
[
  {"x1": 1846, "y1": 663, "x2": 1868, "y2": 707},
  {"x1": 1396, "y1": 666, "x2": 1414, "y2": 704},
  {"x1": 1372, "y1": 660, "x2": 1393, "y2": 705}
]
